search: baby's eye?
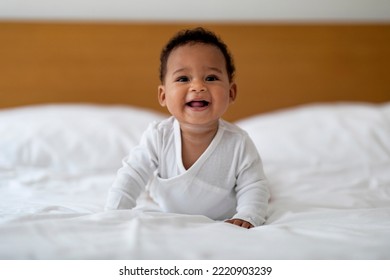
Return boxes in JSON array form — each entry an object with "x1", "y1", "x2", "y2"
[
  {"x1": 176, "y1": 76, "x2": 189, "y2": 82},
  {"x1": 205, "y1": 75, "x2": 219, "y2": 82}
]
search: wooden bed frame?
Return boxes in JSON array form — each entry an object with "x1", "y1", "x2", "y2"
[{"x1": 0, "y1": 21, "x2": 389, "y2": 121}]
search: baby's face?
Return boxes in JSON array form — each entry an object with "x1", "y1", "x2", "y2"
[{"x1": 158, "y1": 43, "x2": 236, "y2": 129}]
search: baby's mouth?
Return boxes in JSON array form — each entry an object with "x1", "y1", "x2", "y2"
[{"x1": 186, "y1": 100, "x2": 210, "y2": 108}]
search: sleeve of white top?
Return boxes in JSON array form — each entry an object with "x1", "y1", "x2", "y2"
[
  {"x1": 105, "y1": 123, "x2": 159, "y2": 210},
  {"x1": 232, "y1": 135, "x2": 270, "y2": 227}
]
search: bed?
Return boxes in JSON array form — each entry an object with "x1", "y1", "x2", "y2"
[{"x1": 0, "y1": 22, "x2": 389, "y2": 260}]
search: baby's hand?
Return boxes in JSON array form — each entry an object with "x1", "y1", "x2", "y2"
[{"x1": 225, "y1": 218, "x2": 253, "y2": 229}]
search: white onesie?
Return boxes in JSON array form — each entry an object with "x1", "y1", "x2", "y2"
[{"x1": 105, "y1": 117, "x2": 269, "y2": 226}]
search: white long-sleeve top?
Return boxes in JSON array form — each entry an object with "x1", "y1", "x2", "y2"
[{"x1": 105, "y1": 117, "x2": 269, "y2": 226}]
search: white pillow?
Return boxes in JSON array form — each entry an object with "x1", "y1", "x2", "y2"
[
  {"x1": 236, "y1": 102, "x2": 390, "y2": 167},
  {"x1": 0, "y1": 104, "x2": 166, "y2": 174}
]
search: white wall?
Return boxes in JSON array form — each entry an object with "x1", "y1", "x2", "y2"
[{"x1": 1, "y1": 0, "x2": 389, "y2": 22}]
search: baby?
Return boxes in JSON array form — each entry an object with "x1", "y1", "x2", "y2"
[{"x1": 105, "y1": 27, "x2": 269, "y2": 228}]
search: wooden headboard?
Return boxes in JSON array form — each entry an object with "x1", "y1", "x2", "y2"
[{"x1": 0, "y1": 21, "x2": 389, "y2": 121}]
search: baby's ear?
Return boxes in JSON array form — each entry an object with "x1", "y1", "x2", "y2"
[
  {"x1": 158, "y1": 85, "x2": 167, "y2": 107},
  {"x1": 229, "y1": 83, "x2": 237, "y2": 103}
]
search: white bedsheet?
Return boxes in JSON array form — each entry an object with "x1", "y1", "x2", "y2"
[{"x1": 1, "y1": 103, "x2": 389, "y2": 259}]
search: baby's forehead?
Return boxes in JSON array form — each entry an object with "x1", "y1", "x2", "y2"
[
  {"x1": 167, "y1": 44, "x2": 227, "y2": 71},
  {"x1": 169, "y1": 43, "x2": 225, "y2": 60}
]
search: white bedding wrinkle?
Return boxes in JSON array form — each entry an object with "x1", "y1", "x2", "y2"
[{"x1": 1, "y1": 103, "x2": 390, "y2": 259}]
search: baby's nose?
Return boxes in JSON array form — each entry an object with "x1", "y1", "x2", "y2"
[{"x1": 190, "y1": 79, "x2": 206, "y2": 92}]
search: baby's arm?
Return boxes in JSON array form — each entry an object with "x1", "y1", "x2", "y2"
[
  {"x1": 105, "y1": 153, "x2": 149, "y2": 210},
  {"x1": 105, "y1": 124, "x2": 158, "y2": 210},
  {"x1": 230, "y1": 135, "x2": 270, "y2": 227}
]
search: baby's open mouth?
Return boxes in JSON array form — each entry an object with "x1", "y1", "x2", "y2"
[{"x1": 186, "y1": 100, "x2": 210, "y2": 108}]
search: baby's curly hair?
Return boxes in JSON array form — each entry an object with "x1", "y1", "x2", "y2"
[{"x1": 159, "y1": 27, "x2": 235, "y2": 83}]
